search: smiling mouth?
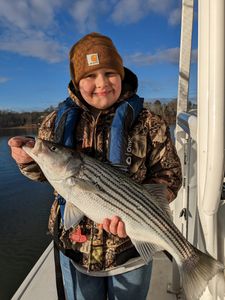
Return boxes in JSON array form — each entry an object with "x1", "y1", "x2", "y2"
[{"x1": 94, "y1": 90, "x2": 112, "y2": 96}]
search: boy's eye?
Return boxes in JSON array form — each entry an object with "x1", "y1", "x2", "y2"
[
  {"x1": 85, "y1": 73, "x2": 95, "y2": 78},
  {"x1": 105, "y1": 72, "x2": 117, "y2": 77}
]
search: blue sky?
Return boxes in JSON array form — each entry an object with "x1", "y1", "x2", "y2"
[{"x1": 0, "y1": 0, "x2": 198, "y2": 111}]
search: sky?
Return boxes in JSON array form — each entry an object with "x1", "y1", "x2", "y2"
[{"x1": 0, "y1": 0, "x2": 198, "y2": 112}]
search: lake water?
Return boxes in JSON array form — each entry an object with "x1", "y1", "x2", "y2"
[
  {"x1": 0, "y1": 125, "x2": 176, "y2": 300},
  {"x1": 0, "y1": 128, "x2": 53, "y2": 300}
]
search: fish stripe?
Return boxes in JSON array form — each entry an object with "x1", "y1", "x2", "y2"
[
  {"x1": 83, "y1": 159, "x2": 194, "y2": 259},
  {"x1": 84, "y1": 166, "x2": 191, "y2": 259},
  {"x1": 85, "y1": 159, "x2": 194, "y2": 256},
  {"x1": 84, "y1": 161, "x2": 180, "y2": 236}
]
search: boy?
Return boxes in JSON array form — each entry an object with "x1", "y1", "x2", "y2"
[{"x1": 8, "y1": 32, "x2": 182, "y2": 300}]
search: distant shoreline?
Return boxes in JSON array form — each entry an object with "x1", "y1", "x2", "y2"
[{"x1": 0, "y1": 125, "x2": 38, "y2": 130}]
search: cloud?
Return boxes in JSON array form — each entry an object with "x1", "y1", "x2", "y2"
[
  {"x1": 0, "y1": 0, "x2": 61, "y2": 30},
  {"x1": 168, "y1": 7, "x2": 181, "y2": 26},
  {"x1": 191, "y1": 49, "x2": 198, "y2": 62},
  {"x1": 126, "y1": 47, "x2": 197, "y2": 66},
  {"x1": 0, "y1": 0, "x2": 182, "y2": 62},
  {"x1": 69, "y1": 0, "x2": 110, "y2": 33},
  {"x1": 147, "y1": 0, "x2": 175, "y2": 14},
  {"x1": 0, "y1": 77, "x2": 10, "y2": 84},
  {"x1": 111, "y1": 0, "x2": 177, "y2": 25},
  {"x1": 68, "y1": 0, "x2": 181, "y2": 33},
  {"x1": 69, "y1": 0, "x2": 98, "y2": 33},
  {"x1": 126, "y1": 48, "x2": 180, "y2": 66},
  {"x1": 111, "y1": 0, "x2": 148, "y2": 24},
  {"x1": 0, "y1": 0, "x2": 66, "y2": 62},
  {"x1": 0, "y1": 29, "x2": 67, "y2": 63}
]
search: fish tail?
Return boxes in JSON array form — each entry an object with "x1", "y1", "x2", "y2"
[{"x1": 181, "y1": 247, "x2": 224, "y2": 300}]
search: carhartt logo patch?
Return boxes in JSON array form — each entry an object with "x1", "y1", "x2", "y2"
[{"x1": 86, "y1": 53, "x2": 99, "y2": 66}]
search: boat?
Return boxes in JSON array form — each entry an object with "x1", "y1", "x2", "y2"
[
  {"x1": 12, "y1": 0, "x2": 225, "y2": 299},
  {"x1": 11, "y1": 242, "x2": 177, "y2": 300},
  {"x1": 171, "y1": 0, "x2": 225, "y2": 299}
]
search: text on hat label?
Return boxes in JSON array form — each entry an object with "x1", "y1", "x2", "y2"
[{"x1": 86, "y1": 53, "x2": 100, "y2": 66}]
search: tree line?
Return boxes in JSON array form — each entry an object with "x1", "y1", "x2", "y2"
[
  {"x1": 0, "y1": 106, "x2": 55, "y2": 128},
  {"x1": 144, "y1": 99, "x2": 196, "y2": 125},
  {"x1": 0, "y1": 100, "x2": 196, "y2": 128}
]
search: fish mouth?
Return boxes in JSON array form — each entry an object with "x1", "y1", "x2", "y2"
[
  {"x1": 22, "y1": 137, "x2": 42, "y2": 159},
  {"x1": 22, "y1": 144, "x2": 35, "y2": 157}
]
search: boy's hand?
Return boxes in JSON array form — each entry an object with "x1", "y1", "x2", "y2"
[
  {"x1": 8, "y1": 136, "x2": 35, "y2": 164},
  {"x1": 102, "y1": 216, "x2": 127, "y2": 238}
]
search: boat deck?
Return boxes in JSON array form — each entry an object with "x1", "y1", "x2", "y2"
[{"x1": 12, "y1": 242, "x2": 180, "y2": 300}]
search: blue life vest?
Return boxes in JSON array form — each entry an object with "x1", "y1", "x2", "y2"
[{"x1": 54, "y1": 95, "x2": 144, "y2": 220}]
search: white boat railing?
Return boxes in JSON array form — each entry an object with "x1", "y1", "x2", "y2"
[
  {"x1": 11, "y1": 242, "x2": 57, "y2": 300},
  {"x1": 172, "y1": 1, "x2": 225, "y2": 299}
]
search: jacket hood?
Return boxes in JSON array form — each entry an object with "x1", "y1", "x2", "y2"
[{"x1": 68, "y1": 67, "x2": 138, "y2": 112}]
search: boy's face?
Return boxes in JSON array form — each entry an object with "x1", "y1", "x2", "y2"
[{"x1": 79, "y1": 68, "x2": 122, "y2": 110}]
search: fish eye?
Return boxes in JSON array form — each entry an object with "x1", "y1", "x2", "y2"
[{"x1": 50, "y1": 145, "x2": 57, "y2": 152}]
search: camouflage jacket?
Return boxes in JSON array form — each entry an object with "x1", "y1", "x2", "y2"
[{"x1": 19, "y1": 70, "x2": 182, "y2": 273}]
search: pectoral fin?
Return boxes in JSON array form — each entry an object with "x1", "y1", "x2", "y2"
[{"x1": 64, "y1": 202, "x2": 84, "y2": 230}]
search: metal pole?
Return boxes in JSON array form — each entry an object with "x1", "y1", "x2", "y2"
[
  {"x1": 176, "y1": 0, "x2": 195, "y2": 115},
  {"x1": 171, "y1": 0, "x2": 195, "y2": 295}
]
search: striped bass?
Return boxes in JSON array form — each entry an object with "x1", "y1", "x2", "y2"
[{"x1": 23, "y1": 138, "x2": 225, "y2": 300}]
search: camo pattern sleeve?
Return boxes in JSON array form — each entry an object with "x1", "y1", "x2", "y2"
[
  {"x1": 18, "y1": 111, "x2": 57, "y2": 181},
  {"x1": 144, "y1": 110, "x2": 182, "y2": 202}
]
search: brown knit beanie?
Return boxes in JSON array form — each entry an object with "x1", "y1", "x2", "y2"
[{"x1": 69, "y1": 32, "x2": 125, "y2": 89}]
